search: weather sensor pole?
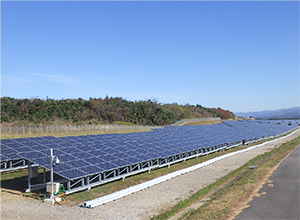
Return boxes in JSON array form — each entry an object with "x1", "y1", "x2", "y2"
[
  {"x1": 44, "y1": 148, "x2": 59, "y2": 204},
  {"x1": 50, "y1": 148, "x2": 55, "y2": 199}
]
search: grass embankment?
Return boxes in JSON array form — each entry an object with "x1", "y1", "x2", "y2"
[
  {"x1": 1, "y1": 118, "x2": 223, "y2": 139},
  {"x1": 0, "y1": 129, "x2": 153, "y2": 139},
  {"x1": 152, "y1": 135, "x2": 300, "y2": 220}
]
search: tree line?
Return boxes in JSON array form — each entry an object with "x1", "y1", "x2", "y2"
[{"x1": 1, "y1": 96, "x2": 235, "y2": 126}]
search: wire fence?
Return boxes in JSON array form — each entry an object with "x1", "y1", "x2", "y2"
[{"x1": 0, "y1": 124, "x2": 161, "y2": 137}]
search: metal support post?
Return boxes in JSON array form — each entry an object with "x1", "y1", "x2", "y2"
[
  {"x1": 27, "y1": 163, "x2": 31, "y2": 192},
  {"x1": 50, "y1": 149, "x2": 54, "y2": 199},
  {"x1": 67, "y1": 181, "x2": 71, "y2": 190},
  {"x1": 43, "y1": 168, "x2": 46, "y2": 183}
]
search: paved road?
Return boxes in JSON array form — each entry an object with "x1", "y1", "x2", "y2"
[{"x1": 234, "y1": 145, "x2": 300, "y2": 220}]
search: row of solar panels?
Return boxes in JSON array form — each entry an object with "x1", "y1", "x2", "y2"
[{"x1": 1, "y1": 120, "x2": 299, "y2": 180}]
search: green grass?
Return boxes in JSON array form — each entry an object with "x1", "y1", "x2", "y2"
[{"x1": 0, "y1": 169, "x2": 29, "y2": 190}]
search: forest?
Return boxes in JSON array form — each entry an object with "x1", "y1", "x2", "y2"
[{"x1": 1, "y1": 96, "x2": 235, "y2": 126}]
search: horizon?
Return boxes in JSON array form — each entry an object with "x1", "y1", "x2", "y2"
[
  {"x1": 234, "y1": 106, "x2": 300, "y2": 114},
  {"x1": 2, "y1": 1, "x2": 299, "y2": 112}
]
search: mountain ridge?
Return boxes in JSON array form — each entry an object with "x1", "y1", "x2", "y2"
[{"x1": 235, "y1": 107, "x2": 300, "y2": 119}]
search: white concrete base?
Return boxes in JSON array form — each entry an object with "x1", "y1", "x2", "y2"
[{"x1": 44, "y1": 198, "x2": 55, "y2": 205}]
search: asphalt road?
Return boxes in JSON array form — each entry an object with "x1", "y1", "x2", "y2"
[{"x1": 234, "y1": 145, "x2": 300, "y2": 220}]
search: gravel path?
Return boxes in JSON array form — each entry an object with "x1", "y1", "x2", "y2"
[{"x1": 2, "y1": 129, "x2": 300, "y2": 220}]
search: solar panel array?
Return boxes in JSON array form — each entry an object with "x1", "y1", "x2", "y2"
[{"x1": 1, "y1": 120, "x2": 299, "y2": 180}]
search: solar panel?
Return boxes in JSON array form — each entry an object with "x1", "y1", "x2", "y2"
[
  {"x1": 53, "y1": 163, "x2": 73, "y2": 172},
  {"x1": 1, "y1": 120, "x2": 299, "y2": 182},
  {"x1": 79, "y1": 165, "x2": 103, "y2": 175},
  {"x1": 1, "y1": 154, "x2": 9, "y2": 161},
  {"x1": 58, "y1": 168, "x2": 87, "y2": 180},
  {"x1": 98, "y1": 162, "x2": 117, "y2": 171},
  {"x1": 84, "y1": 157, "x2": 107, "y2": 165}
]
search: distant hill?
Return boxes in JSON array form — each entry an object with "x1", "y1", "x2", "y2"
[
  {"x1": 235, "y1": 107, "x2": 300, "y2": 119},
  {"x1": 1, "y1": 96, "x2": 235, "y2": 126}
]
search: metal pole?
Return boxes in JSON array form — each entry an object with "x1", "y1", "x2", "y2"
[
  {"x1": 27, "y1": 163, "x2": 31, "y2": 192},
  {"x1": 50, "y1": 149, "x2": 54, "y2": 199},
  {"x1": 43, "y1": 168, "x2": 46, "y2": 183}
]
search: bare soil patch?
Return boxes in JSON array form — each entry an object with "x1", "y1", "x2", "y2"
[{"x1": 180, "y1": 119, "x2": 222, "y2": 126}]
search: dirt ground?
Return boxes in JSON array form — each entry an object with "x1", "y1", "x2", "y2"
[
  {"x1": 1, "y1": 129, "x2": 300, "y2": 220},
  {"x1": 178, "y1": 119, "x2": 222, "y2": 126}
]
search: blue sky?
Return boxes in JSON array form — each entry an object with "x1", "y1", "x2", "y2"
[{"x1": 1, "y1": 1, "x2": 299, "y2": 112}]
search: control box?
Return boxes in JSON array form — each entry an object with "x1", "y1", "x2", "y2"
[{"x1": 46, "y1": 182, "x2": 60, "y2": 193}]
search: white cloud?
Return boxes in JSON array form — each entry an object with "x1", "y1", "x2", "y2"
[
  {"x1": 1, "y1": 71, "x2": 80, "y2": 91},
  {"x1": 1, "y1": 75, "x2": 40, "y2": 88},
  {"x1": 275, "y1": 34, "x2": 298, "y2": 45},
  {"x1": 24, "y1": 72, "x2": 78, "y2": 84}
]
